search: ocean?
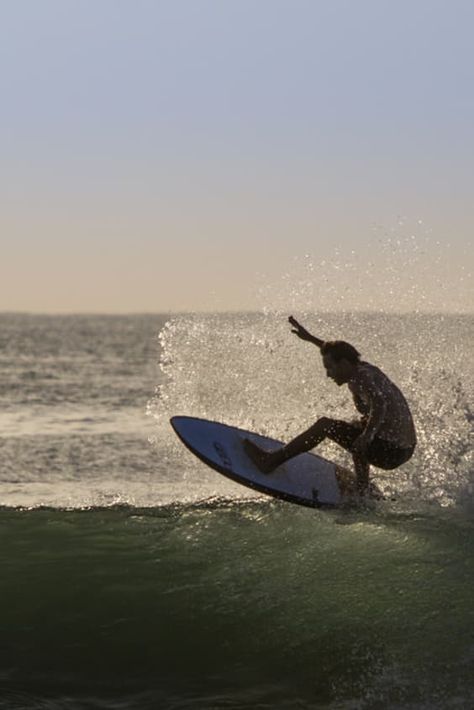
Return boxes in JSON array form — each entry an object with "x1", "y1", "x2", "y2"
[{"x1": 0, "y1": 312, "x2": 473, "y2": 709}]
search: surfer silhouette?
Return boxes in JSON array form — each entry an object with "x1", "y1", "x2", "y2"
[{"x1": 244, "y1": 316, "x2": 416, "y2": 495}]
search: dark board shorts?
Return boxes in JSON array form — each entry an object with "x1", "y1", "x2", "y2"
[
  {"x1": 367, "y1": 438, "x2": 415, "y2": 470},
  {"x1": 327, "y1": 419, "x2": 415, "y2": 471}
]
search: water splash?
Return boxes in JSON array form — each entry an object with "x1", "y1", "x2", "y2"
[
  {"x1": 149, "y1": 310, "x2": 473, "y2": 509},
  {"x1": 252, "y1": 218, "x2": 472, "y2": 315}
]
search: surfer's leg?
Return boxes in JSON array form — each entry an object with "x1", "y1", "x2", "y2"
[
  {"x1": 244, "y1": 419, "x2": 360, "y2": 474},
  {"x1": 244, "y1": 418, "x2": 332, "y2": 472},
  {"x1": 288, "y1": 421, "x2": 371, "y2": 496},
  {"x1": 352, "y1": 453, "x2": 370, "y2": 495},
  {"x1": 276, "y1": 417, "x2": 346, "y2": 461},
  {"x1": 323, "y1": 420, "x2": 370, "y2": 494}
]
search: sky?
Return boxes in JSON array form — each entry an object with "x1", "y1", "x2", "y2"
[{"x1": 2, "y1": 0, "x2": 473, "y2": 313}]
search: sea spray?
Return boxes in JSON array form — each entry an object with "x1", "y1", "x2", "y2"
[{"x1": 149, "y1": 312, "x2": 473, "y2": 507}]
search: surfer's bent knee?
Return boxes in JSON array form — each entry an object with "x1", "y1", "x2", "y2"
[{"x1": 317, "y1": 416, "x2": 334, "y2": 431}]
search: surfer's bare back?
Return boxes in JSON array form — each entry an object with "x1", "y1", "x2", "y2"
[{"x1": 244, "y1": 316, "x2": 416, "y2": 495}]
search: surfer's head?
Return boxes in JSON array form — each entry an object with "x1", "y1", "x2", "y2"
[{"x1": 321, "y1": 341, "x2": 360, "y2": 386}]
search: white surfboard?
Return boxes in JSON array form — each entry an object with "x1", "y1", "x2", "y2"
[{"x1": 170, "y1": 416, "x2": 355, "y2": 508}]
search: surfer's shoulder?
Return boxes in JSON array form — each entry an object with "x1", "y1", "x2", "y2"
[
  {"x1": 357, "y1": 361, "x2": 387, "y2": 379},
  {"x1": 353, "y1": 360, "x2": 377, "y2": 382},
  {"x1": 351, "y1": 361, "x2": 390, "y2": 394}
]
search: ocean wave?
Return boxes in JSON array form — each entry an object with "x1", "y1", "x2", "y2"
[{"x1": 1, "y1": 501, "x2": 474, "y2": 708}]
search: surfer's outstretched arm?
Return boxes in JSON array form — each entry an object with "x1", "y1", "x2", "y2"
[{"x1": 288, "y1": 316, "x2": 324, "y2": 348}]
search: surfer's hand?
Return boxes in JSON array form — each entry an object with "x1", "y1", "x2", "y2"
[{"x1": 289, "y1": 316, "x2": 312, "y2": 341}]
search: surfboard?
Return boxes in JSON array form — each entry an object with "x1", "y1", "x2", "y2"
[{"x1": 170, "y1": 416, "x2": 356, "y2": 508}]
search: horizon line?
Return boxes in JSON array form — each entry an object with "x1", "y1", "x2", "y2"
[{"x1": 0, "y1": 309, "x2": 472, "y2": 317}]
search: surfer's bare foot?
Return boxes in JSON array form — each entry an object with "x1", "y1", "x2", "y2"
[{"x1": 242, "y1": 439, "x2": 278, "y2": 474}]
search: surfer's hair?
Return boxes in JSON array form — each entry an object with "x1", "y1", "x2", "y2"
[{"x1": 320, "y1": 340, "x2": 360, "y2": 364}]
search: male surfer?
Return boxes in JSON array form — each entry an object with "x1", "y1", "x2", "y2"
[{"x1": 244, "y1": 316, "x2": 416, "y2": 495}]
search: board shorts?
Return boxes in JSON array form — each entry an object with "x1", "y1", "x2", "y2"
[{"x1": 326, "y1": 419, "x2": 415, "y2": 471}]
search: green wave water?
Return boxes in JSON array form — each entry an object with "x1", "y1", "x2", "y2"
[{"x1": 2, "y1": 500, "x2": 474, "y2": 709}]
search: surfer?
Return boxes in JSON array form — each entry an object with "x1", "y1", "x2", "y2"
[{"x1": 244, "y1": 316, "x2": 416, "y2": 495}]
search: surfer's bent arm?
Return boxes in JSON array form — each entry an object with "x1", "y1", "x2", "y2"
[
  {"x1": 351, "y1": 375, "x2": 387, "y2": 451},
  {"x1": 361, "y1": 396, "x2": 387, "y2": 443},
  {"x1": 352, "y1": 393, "x2": 369, "y2": 417}
]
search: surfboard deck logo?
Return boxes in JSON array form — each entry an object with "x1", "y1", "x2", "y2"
[{"x1": 212, "y1": 441, "x2": 232, "y2": 469}]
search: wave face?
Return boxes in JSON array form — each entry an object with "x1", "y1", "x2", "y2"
[
  {"x1": 0, "y1": 312, "x2": 473, "y2": 708},
  {"x1": 2, "y1": 501, "x2": 474, "y2": 710}
]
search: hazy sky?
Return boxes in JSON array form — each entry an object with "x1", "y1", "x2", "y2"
[{"x1": 2, "y1": 0, "x2": 473, "y2": 312}]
